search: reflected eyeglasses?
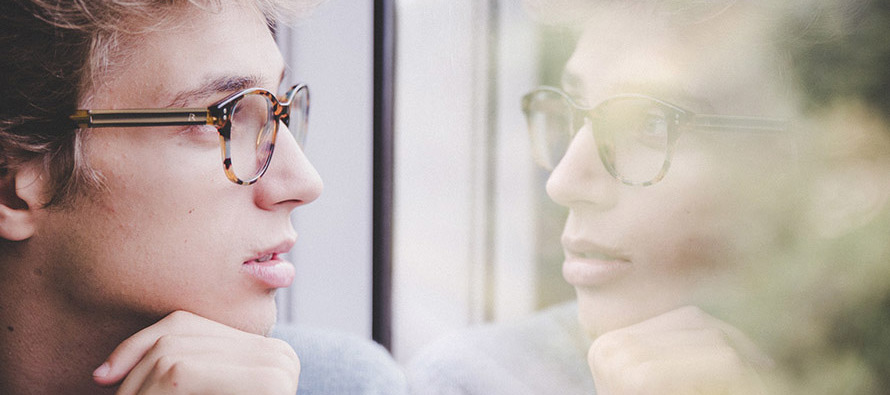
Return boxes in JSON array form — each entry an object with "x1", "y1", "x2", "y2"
[
  {"x1": 521, "y1": 86, "x2": 788, "y2": 186},
  {"x1": 70, "y1": 83, "x2": 310, "y2": 185}
]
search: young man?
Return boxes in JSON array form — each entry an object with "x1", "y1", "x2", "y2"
[{"x1": 0, "y1": 1, "x2": 404, "y2": 394}]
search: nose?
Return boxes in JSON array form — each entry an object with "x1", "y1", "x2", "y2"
[
  {"x1": 546, "y1": 123, "x2": 618, "y2": 209},
  {"x1": 253, "y1": 121, "x2": 323, "y2": 211}
]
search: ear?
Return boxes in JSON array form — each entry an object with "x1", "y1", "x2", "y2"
[
  {"x1": 808, "y1": 162, "x2": 890, "y2": 239},
  {"x1": 0, "y1": 164, "x2": 45, "y2": 241},
  {"x1": 806, "y1": 102, "x2": 890, "y2": 239}
]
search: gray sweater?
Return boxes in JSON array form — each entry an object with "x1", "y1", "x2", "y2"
[{"x1": 272, "y1": 325, "x2": 408, "y2": 395}]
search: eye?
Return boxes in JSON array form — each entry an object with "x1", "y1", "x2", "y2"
[
  {"x1": 183, "y1": 124, "x2": 217, "y2": 134},
  {"x1": 642, "y1": 113, "x2": 668, "y2": 137},
  {"x1": 179, "y1": 124, "x2": 220, "y2": 145}
]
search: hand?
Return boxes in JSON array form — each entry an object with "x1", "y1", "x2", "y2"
[
  {"x1": 92, "y1": 310, "x2": 300, "y2": 395},
  {"x1": 588, "y1": 306, "x2": 772, "y2": 395}
]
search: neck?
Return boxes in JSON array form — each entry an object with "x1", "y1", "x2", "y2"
[{"x1": 0, "y1": 245, "x2": 153, "y2": 394}]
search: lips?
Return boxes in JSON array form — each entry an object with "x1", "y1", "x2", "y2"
[
  {"x1": 241, "y1": 240, "x2": 296, "y2": 289},
  {"x1": 561, "y1": 237, "x2": 633, "y2": 287}
]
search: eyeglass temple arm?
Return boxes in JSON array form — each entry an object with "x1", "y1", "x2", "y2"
[
  {"x1": 690, "y1": 114, "x2": 788, "y2": 132},
  {"x1": 70, "y1": 109, "x2": 215, "y2": 128}
]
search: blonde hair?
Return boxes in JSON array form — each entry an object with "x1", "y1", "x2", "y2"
[{"x1": 0, "y1": 0, "x2": 319, "y2": 207}]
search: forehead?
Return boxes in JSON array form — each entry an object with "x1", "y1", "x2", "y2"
[
  {"x1": 87, "y1": 2, "x2": 285, "y2": 108},
  {"x1": 563, "y1": 4, "x2": 791, "y2": 116}
]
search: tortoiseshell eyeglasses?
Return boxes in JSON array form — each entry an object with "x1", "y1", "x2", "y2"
[
  {"x1": 70, "y1": 83, "x2": 309, "y2": 185},
  {"x1": 522, "y1": 86, "x2": 788, "y2": 186}
]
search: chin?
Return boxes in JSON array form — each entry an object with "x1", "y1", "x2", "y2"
[
  {"x1": 224, "y1": 312, "x2": 277, "y2": 336},
  {"x1": 199, "y1": 296, "x2": 280, "y2": 336},
  {"x1": 575, "y1": 286, "x2": 680, "y2": 339},
  {"x1": 576, "y1": 293, "x2": 630, "y2": 339},
  {"x1": 239, "y1": 303, "x2": 279, "y2": 335}
]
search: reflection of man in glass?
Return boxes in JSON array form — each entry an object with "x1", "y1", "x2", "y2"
[
  {"x1": 409, "y1": 0, "x2": 890, "y2": 393},
  {"x1": 0, "y1": 1, "x2": 404, "y2": 394},
  {"x1": 534, "y1": 3, "x2": 799, "y2": 391}
]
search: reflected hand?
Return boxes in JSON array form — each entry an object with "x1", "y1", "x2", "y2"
[
  {"x1": 92, "y1": 310, "x2": 300, "y2": 395},
  {"x1": 588, "y1": 306, "x2": 772, "y2": 395}
]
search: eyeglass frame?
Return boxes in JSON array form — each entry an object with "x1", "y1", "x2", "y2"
[
  {"x1": 70, "y1": 83, "x2": 309, "y2": 186},
  {"x1": 521, "y1": 86, "x2": 790, "y2": 186}
]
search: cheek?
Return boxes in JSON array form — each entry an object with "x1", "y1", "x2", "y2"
[
  {"x1": 42, "y1": 155, "x2": 246, "y2": 318},
  {"x1": 631, "y1": 141, "x2": 795, "y2": 276},
  {"x1": 86, "y1": 126, "x2": 223, "y2": 190},
  {"x1": 625, "y1": 154, "x2": 750, "y2": 274},
  {"x1": 630, "y1": 203, "x2": 735, "y2": 279},
  {"x1": 84, "y1": 131, "x2": 239, "y2": 247}
]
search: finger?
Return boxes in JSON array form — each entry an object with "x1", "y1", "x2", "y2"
[
  {"x1": 597, "y1": 354, "x2": 765, "y2": 395},
  {"x1": 622, "y1": 306, "x2": 774, "y2": 368},
  {"x1": 590, "y1": 327, "x2": 736, "y2": 372},
  {"x1": 116, "y1": 336, "x2": 299, "y2": 395},
  {"x1": 114, "y1": 334, "x2": 299, "y2": 394},
  {"x1": 92, "y1": 311, "x2": 239, "y2": 386},
  {"x1": 115, "y1": 335, "x2": 220, "y2": 395},
  {"x1": 132, "y1": 362, "x2": 298, "y2": 395},
  {"x1": 589, "y1": 327, "x2": 769, "y2": 395}
]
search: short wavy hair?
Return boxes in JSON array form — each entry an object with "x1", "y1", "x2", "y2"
[{"x1": 0, "y1": 0, "x2": 318, "y2": 207}]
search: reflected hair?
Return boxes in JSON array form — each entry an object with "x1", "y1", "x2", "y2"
[
  {"x1": 0, "y1": 0, "x2": 319, "y2": 208},
  {"x1": 781, "y1": 0, "x2": 890, "y2": 120}
]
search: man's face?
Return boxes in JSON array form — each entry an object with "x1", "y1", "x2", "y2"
[
  {"x1": 30, "y1": 2, "x2": 322, "y2": 334},
  {"x1": 547, "y1": 5, "x2": 799, "y2": 338}
]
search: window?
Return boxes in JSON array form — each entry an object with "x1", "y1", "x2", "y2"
[{"x1": 277, "y1": 0, "x2": 574, "y2": 362}]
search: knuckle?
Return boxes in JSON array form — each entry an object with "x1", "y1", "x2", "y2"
[
  {"x1": 714, "y1": 348, "x2": 748, "y2": 370},
  {"x1": 264, "y1": 338, "x2": 301, "y2": 372},
  {"x1": 153, "y1": 334, "x2": 181, "y2": 351},
  {"x1": 591, "y1": 331, "x2": 633, "y2": 361},
  {"x1": 698, "y1": 326, "x2": 736, "y2": 350},
  {"x1": 676, "y1": 305, "x2": 707, "y2": 320},
  {"x1": 590, "y1": 331, "x2": 647, "y2": 378},
  {"x1": 153, "y1": 354, "x2": 178, "y2": 374},
  {"x1": 156, "y1": 359, "x2": 190, "y2": 391},
  {"x1": 165, "y1": 310, "x2": 194, "y2": 323},
  {"x1": 266, "y1": 337, "x2": 293, "y2": 352}
]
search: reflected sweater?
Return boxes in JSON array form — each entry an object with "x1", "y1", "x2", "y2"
[{"x1": 407, "y1": 302, "x2": 596, "y2": 395}]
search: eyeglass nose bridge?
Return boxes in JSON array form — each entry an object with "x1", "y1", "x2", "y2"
[{"x1": 278, "y1": 84, "x2": 310, "y2": 127}]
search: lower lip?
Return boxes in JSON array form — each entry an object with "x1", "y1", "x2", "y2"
[
  {"x1": 562, "y1": 254, "x2": 632, "y2": 287},
  {"x1": 241, "y1": 257, "x2": 295, "y2": 289}
]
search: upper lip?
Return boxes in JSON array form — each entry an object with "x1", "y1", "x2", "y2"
[
  {"x1": 561, "y1": 236, "x2": 628, "y2": 262},
  {"x1": 243, "y1": 238, "x2": 296, "y2": 263}
]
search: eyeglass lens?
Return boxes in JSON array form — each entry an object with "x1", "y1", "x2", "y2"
[
  {"x1": 287, "y1": 86, "x2": 309, "y2": 148},
  {"x1": 593, "y1": 98, "x2": 670, "y2": 184},
  {"x1": 226, "y1": 86, "x2": 308, "y2": 183},
  {"x1": 229, "y1": 93, "x2": 277, "y2": 182},
  {"x1": 525, "y1": 90, "x2": 670, "y2": 185}
]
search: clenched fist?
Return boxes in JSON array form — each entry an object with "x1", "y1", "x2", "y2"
[
  {"x1": 588, "y1": 306, "x2": 772, "y2": 395},
  {"x1": 92, "y1": 311, "x2": 300, "y2": 395}
]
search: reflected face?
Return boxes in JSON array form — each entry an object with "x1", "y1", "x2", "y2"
[
  {"x1": 547, "y1": 5, "x2": 798, "y2": 337},
  {"x1": 30, "y1": 3, "x2": 322, "y2": 334}
]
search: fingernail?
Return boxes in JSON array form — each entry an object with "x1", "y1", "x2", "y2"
[{"x1": 93, "y1": 362, "x2": 110, "y2": 378}]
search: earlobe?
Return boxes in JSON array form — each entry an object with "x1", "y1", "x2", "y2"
[{"x1": 0, "y1": 165, "x2": 45, "y2": 241}]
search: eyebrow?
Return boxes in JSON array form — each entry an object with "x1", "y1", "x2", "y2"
[
  {"x1": 560, "y1": 71, "x2": 714, "y2": 112},
  {"x1": 168, "y1": 69, "x2": 287, "y2": 108}
]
